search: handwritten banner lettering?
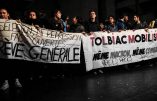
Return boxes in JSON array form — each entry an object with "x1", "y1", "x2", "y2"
[{"x1": 0, "y1": 19, "x2": 82, "y2": 63}]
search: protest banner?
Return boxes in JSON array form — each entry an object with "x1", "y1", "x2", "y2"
[
  {"x1": 82, "y1": 29, "x2": 157, "y2": 71},
  {"x1": 1, "y1": 19, "x2": 157, "y2": 71},
  {"x1": 0, "y1": 19, "x2": 82, "y2": 63}
]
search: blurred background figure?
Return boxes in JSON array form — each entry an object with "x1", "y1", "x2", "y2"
[
  {"x1": 123, "y1": 14, "x2": 132, "y2": 30},
  {"x1": 24, "y1": 9, "x2": 43, "y2": 28},
  {"x1": 84, "y1": 9, "x2": 100, "y2": 34},
  {"x1": 132, "y1": 14, "x2": 148, "y2": 29},
  {"x1": 149, "y1": 19, "x2": 157, "y2": 28},
  {"x1": 106, "y1": 15, "x2": 118, "y2": 32},
  {"x1": 49, "y1": 9, "x2": 67, "y2": 32},
  {"x1": 69, "y1": 16, "x2": 85, "y2": 33}
]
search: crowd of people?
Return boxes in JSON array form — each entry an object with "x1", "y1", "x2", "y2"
[
  {"x1": 0, "y1": 7, "x2": 157, "y2": 92},
  {"x1": 1, "y1": 8, "x2": 157, "y2": 34},
  {"x1": 20, "y1": 9, "x2": 157, "y2": 33}
]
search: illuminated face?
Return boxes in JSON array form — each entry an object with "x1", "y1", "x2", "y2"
[
  {"x1": 0, "y1": 9, "x2": 9, "y2": 19},
  {"x1": 134, "y1": 16, "x2": 139, "y2": 22},
  {"x1": 72, "y1": 17, "x2": 78, "y2": 24},
  {"x1": 109, "y1": 16, "x2": 115, "y2": 24},
  {"x1": 124, "y1": 16, "x2": 128, "y2": 21},
  {"x1": 89, "y1": 11, "x2": 96, "y2": 19},
  {"x1": 55, "y1": 11, "x2": 62, "y2": 19},
  {"x1": 29, "y1": 11, "x2": 37, "y2": 19}
]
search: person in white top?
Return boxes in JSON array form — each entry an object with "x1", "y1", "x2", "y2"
[{"x1": 0, "y1": 8, "x2": 22, "y2": 92}]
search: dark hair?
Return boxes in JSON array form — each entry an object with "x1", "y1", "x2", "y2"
[
  {"x1": 119, "y1": 13, "x2": 128, "y2": 19},
  {"x1": 0, "y1": 8, "x2": 9, "y2": 13},
  {"x1": 25, "y1": 9, "x2": 39, "y2": 19},
  {"x1": 107, "y1": 15, "x2": 115, "y2": 20},
  {"x1": 134, "y1": 13, "x2": 140, "y2": 18},
  {"x1": 72, "y1": 16, "x2": 79, "y2": 20},
  {"x1": 54, "y1": 9, "x2": 62, "y2": 15},
  {"x1": 89, "y1": 9, "x2": 96, "y2": 14},
  {"x1": 0, "y1": 8, "x2": 10, "y2": 18}
]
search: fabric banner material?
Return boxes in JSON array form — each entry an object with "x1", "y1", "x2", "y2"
[
  {"x1": 0, "y1": 19, "x2": 82, "y2": 63},
  {"x1": 82, "y1": 29, "x2": 157, "y2": 71}
]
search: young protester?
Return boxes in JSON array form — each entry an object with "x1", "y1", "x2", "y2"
[
  {"x1": 132, "y1": 14, "x2": 148, "y2": 29},
  {"x1": 48, "y1": 10, "x2": 67, "y2": 32},
  {"x1": 0, "y1": 8, "x2": 22, "y2": 91},
  {"x1": 69, "y1": 16, "x2": 85, "y2": 33},
  {"x1": 84, "y1": 9, "x2": 100, "y2": 34},
  {"x1": 106, "y1": 15, "x2": 118, "y2": 32}
]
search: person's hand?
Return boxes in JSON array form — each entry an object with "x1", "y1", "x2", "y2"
[
  {"x1": 16, "y1": 19, "x2": 21, "y2": 23},
  {"x1": 34, "y1": 25, "x2": 40, "y2": 30},
  {"x1": 82, "y1": 32, "x2": 89, "y2": 36},
  {"x1": 60, "y1": 30, "x2": 64, "y2": 33},
  {"x1": 107, "y1": 30, "x2": 111, "y2": 33},
  {"x1": 82, "y1": 31, "x2": 86, "y2": 35},
  {"x1": 145, "y1": 28, "x2": 149, "y2": 32},
  {"x1": 118, "y1": 29, "x2": 123, "y2": 32},
  {"x1": 102, "y1": 29, "x2": 106, "y2": 32},
  {"x1": 88, "y1": 32, "x2": 94, "y2": 35}
]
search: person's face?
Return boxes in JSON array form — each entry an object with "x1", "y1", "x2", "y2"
[
  {"x1": 134, "y1": 16, "x2": 139, "y2": 22},
  {"x1": 29, "y1": 11, "x2": 37, "y2": 19},
  {"x1": 55, "y1": 11, "x2": 62, "y2": 19},
  {"x1": 89, "y1": 11, "x2": 96, "y2": 19},
  {"x1": 0, "y1": 9, "x2": 9, "y2": 19},
  {"x1": 124, "y1": 16, "x2": 128, "y2": 21},
  {"x1": 66, "y1": 16, "x2": 69, "y2": 21},
  {"x1": 72, "y1": 17, "x2": 77, "y2": 24},
  {"x1": 109, "y1": 17, "x2": 114, "y2": 24}
]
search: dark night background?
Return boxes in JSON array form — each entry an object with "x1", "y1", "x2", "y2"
[{"x1": 1, "y1": 0, "x2": 157, "y2": 22}]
